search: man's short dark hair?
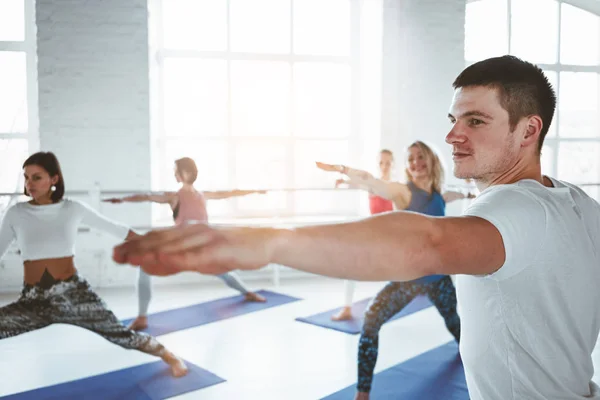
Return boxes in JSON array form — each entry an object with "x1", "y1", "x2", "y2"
[{"x1": 453, "y1": 55, "x2": 556, "y2": 153}]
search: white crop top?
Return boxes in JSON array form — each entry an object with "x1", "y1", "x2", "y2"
[{"x1": 0, "y1": 199, "x2": 130, "y2": 261}]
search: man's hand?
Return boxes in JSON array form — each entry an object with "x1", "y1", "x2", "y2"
[
  {"x1": 112, "y1": 224, "x2": 281, "y2": 276},
  {"x1": 103, "y1": 198, "x2": 123, "y2": 203}
]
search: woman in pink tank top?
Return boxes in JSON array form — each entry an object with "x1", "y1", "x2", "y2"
[
  {"x1": 169, "y1": 158, "x2": 263, "y2": 226},
  {"x1": 172, "y1": 187, "x2": 208, "y2": 226},
  {"x1": 104, "y1": 157, "x2": 268, "y2": 331}
]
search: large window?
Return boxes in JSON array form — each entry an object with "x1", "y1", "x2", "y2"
[
  {"x1": 151, "y1": 0, "x2": 380, "y2": 224},
  {"x1": 466, "y1": 0, "x2": 600, "y2": 200},
  {"x1": 0, "y1": 0, "x2": 37, "y2": 210}
]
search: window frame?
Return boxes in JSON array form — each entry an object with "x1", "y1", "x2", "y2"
[
  {"x1": 465, "y1": 0, "x2": 600, "y2": 191},
  {"x1": 0, "y1": 0, "x2": 38, "y2": 199},
  {"x1": 150, "y1": 0, "x2": 367, "y2": 223}
]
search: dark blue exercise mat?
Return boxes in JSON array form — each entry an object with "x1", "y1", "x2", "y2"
[
  {"x1": 122, "y1": 290, "x2": 303, "y2": 336},
  {"x1": 295, "y1": 295, "x2": 433, "y2": 335},
  {"x1": 321, "y1": 341, "x2": 467, "y2": 400},
  {"x1": 0, "y1": 360, "x2": 225, "y2": 400}
]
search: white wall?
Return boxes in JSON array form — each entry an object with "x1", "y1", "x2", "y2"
[
  {"x1": 36, "y1": 0, "x2": 153, "y2": 207},
  {"x1": 380, "y1": 0, "x2": 467, "y2": 202}
]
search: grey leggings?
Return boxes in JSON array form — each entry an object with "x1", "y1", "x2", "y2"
[
  {"x1": 0, "y1": 274, "x2": 165, "y2": 357},
  {"x1": 137, "y1": 269, "x2": 250, "y2": 316}
]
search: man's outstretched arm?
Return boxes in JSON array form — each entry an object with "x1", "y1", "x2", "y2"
[{"x1": 113, "y1": 211, "x2": 505, "y2": 281}]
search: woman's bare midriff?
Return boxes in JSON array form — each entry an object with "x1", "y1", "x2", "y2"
[{"x1": 23, "y1": 256, "x2": 77, "y2": 285}]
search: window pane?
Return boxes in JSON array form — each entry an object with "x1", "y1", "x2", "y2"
[
  {"x1": 465, "y1": 0, "x2": 508, "y2": 61},
  {"x1": 557, "y1": 141, "x2": 600, "y2": 199},
  {"x1": 162, "y1": 0, "x2": 226, "y2": 51},
  {"x1": 234, "y1": 141, "x2": 287, "y2": 212},
  {"x1": 510, "y1": 0, "x2": 558, "y2": 64},
  {"x1": 164, "y1": 139, "x2": 230, "y2": 217},
  {"x1": 0, "y1": 0, "x2": 24, "y2": 41},
  {"x1": 0, "y1": 51, "x2": 27, "y2": 133},
  {"x1": 293, "y1": 190, "x2": 358, "y2": 215},
  {"x1": 558, "y1": 72, "x2": 599, "y2": 138},
  {"x1": 293, "y1": 62, "x2": 351, "y2": 138},
  {"x1": 294, "y1": 140, "x2": 350, "y2": 187},
  {"x1": 560, "y1": 4, "x2": 600, "y2": 66},
  {"x1": 583, "y1": 185, "x2": 600, "y2": 203},
  {"x1": 163, "y1": 58, "x2": 228, "y2": 137},
  {"x1": 293, "y1": 139, "x2": 356, "y2": 214},
  {"x1": 541, "y1": 144, "x2": 554, "y2": 176},
  {"x1": 293, "y1": 0, "x2": 350, "y2": 56},
  {"x1": 543, "y1": 70, "x2": 558, "y2": 137},
  {"x1": 230, "y1": 0, "x2": 290, "y2": 54},
  {"x1": 231, "y1": 61, "x2": 290, "y2": 137},
  {"x1": 0, "y1": 139, "x2": 28, "y2": 211}
]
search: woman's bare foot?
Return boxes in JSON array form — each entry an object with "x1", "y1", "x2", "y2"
[
  {"x1": 244, "y1": 292, "x2": 266, "y2": 302},
  {"x1": 127, "y1": 316, "x2": 148, "y2": 331},
  {"x1": 162, "y1": 350, "x2": 189, "y2": 377},
  {"x1": 331, "y1": 306, "x2": 353, "y2": 321},
  {"x1": 355, "y1": 392, "x2": 370, "y2": 400}
]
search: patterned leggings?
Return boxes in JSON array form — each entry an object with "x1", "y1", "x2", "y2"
[
  {"x1": 357, "y1": 276, "x2": 460, "y2": 393},
  {"x1": 0, "y1": 274, "x2": 165, "y2": 357}
]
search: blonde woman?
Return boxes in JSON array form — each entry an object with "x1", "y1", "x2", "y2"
[{"x1": 317, "y1": 141, "x2": 472, "y2": 400}]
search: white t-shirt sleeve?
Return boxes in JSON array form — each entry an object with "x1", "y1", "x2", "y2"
[
  {"x1": 463, "y1": 185, "x2": 547, "y2": 280},
  {"x1": 73, "y1": 200, "x2": 131, "y2": 240},
  {"x1": 0, "y1": 207, "x2": 16, "y2": 260}
]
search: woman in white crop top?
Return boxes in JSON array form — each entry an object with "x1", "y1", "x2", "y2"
[{"x1": 0, "y1": 152, "x2": 187, "y2": 378}]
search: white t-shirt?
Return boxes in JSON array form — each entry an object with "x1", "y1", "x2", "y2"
[
  {"x1": 0, "y1": 199, "x2": 130, "y2": 261},
  {"x1": 458, "y1": 178, "x2": 600, "y2": 400}
]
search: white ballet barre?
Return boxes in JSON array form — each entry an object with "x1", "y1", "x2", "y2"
[
  {"x1": 3, "y1": 179, "x2": 598, "y2": 215},
  {"x1": 577, "y1": 183, "x2": 600, "y2": 187},
  {"x1": 0, "y1": 182, "x2": 490, "y2": 199},
  {"x1": 0, "y1": 188, "x2": 355, "y2": 197},
  {"x1": 125, "y1": 217, "x2": 365, "y2": 232}
]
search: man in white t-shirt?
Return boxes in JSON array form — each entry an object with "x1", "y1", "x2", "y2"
[{"x1": 113, "y1": 55, "x2": 600, "y2": 400}]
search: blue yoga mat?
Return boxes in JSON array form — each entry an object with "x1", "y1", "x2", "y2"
[
  {"x1": 122, "y1": 290, "x2": 302, "y2": 336},
  {"x1": 296, "y1": 295, "x2": 432, "y2": 335},
  {"x1": 322, "y1": 341, "x2": 467, "y2": 400},
  {"x1": 1, "y1": 360, "x2": 225, "y2": 400}
]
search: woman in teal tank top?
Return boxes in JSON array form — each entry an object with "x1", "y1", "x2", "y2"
[{"x1": 317, "y1": 141, "x2": 475, "y2": 399}]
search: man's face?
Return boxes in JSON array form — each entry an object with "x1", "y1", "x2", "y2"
[{"x1": 446, "y1": 86, "x2": 521, "y2": 182}]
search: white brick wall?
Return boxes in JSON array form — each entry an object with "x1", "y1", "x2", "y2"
[
  {"x1": 380, "y1": 0, "x2": 466, "y2": 197},
  {"x1": 36, "y1": 0, "x2": 152, "y2": 194},
  {"x1": 0, "y1": 0, "x2": 153, "y2": 291}
]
